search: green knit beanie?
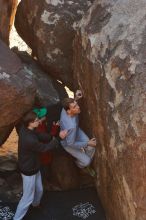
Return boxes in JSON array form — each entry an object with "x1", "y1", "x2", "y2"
[{"x1": 33, "y1": 107, "x2": 47, "y2": 119}]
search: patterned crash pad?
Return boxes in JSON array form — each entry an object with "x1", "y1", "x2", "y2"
[
  {"x1": 0, "y1": 188, "x2": 106, "y2": 220},
  {"x1": 0, "y1": 202, "x2": 15, "y2": 220}
]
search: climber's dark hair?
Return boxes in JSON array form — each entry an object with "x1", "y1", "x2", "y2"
[{"x1": 61, "y1": 98, "x2": 75, "y2": 111}]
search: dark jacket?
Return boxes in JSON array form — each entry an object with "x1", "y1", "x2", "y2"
[{"x1": 18, "y1": 126, "x2": 58, "y2": 176}]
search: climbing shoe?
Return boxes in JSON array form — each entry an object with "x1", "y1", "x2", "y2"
[{"x1": 85, "y1": 167, "x2": 96, "y2": 177}]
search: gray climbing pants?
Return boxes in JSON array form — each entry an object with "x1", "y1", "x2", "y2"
[
  {"x1": 13, "y1": 171, "x2": 43, "y2": 220},
  {"x1": 63, "y1": 129, "x2": 95, "y2": 168}
]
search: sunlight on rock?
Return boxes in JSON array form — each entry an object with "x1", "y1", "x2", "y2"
[{"x1": 9, "y1": 25, "x2": 31, "y2": 53}]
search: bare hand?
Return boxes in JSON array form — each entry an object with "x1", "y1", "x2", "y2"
[
  {"x1": 59, "y1": 130, "x2": 68, "y2": 139},
  {"x1": 88, "y1": 138, "x2": 96, "y2": 147},
  {"x1": 56, "y1": 120, "x2": 60, "y2": 126},
  {"x1": 75, "y1": 90, "x2": 83, "y2": 100},
  {"x1": 53, "y1": 121, "x2": 60, "y2": 126}
]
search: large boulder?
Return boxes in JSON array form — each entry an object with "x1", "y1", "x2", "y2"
[
  {"x1": 73, "y1": 0, "x2": 146, "y2": 219},
  {"x1": 0, "y1": 46, "x2": 68, "y2": 145},
  {"x1": 13, "y1": 49, "x2": 68, "y2": 106},
  {"x1": 0, "y1": 39, "x2": 35, "y2": 145},
  {"x1": 49, "y1": 149, "x2": 80, "y2": 190},
  {"x1": 0, "y1": 0, "x2": 18, "y2": 44},
  {"x1": 49, "y1": 148, "x2": 94, "y2": 191},
  {"x1": 15, "y1": 0, "x2": 94, "y2": 88},
  {"x1": 13, "y1": 50, "x2": 68, "y2": 134}
]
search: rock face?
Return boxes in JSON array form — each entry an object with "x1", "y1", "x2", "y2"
[
  {"x1": 73, "y1": 0, "x2": 146, "y2": 219},
  {"x1": 0, "y1": 39, "x2": 35, "y2": 145},
  {"x1": 15, "y1": 0, "x2": 94, "y2": 88},
  {"x1": 49, "y1": 149, "x2": 80, "y2": 190},
  {"x1": 0, "y1": 0, "x2": 18, "y2": 44},
  {"x1": 0, "y1": 45, "x2": 68, "y2": 145},
  {"x1": 49, "y1": 148, "x2": 94, "y2": 191},
  {"x1": 14, "y1": 50, "x2": 68, "y2": 106}
]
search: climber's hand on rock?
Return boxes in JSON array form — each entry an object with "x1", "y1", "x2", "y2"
[
  {"x1": 88, "y1": 138, "x2": 96, "y2": 147},
  {"x1": 75, "y1": 90, "x2": 83, "y2": 100}
]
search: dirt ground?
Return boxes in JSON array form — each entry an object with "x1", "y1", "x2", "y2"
[{"x1": 0, "y1": 129, "x2": 18, "y2": 158}]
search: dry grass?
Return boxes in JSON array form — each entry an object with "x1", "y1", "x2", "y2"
[{"x1": 0, "y1": 129, "x2": 18, "y2": 158}]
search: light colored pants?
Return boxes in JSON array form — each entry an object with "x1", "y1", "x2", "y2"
[
  {"x1": 13, "y1": 171, "x2": 43, "y2": 220},
  {"x1": 64, "y1": 129, "x2": 95, "y2": 168}
]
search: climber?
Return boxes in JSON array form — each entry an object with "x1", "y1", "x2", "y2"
[{"x1": 60, "y1": 90, "x2": 96, "y2": 177}]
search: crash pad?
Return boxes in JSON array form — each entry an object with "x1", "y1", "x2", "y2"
[{"x1": 0, "y1": 188, "x2": 106, "y2": 220}]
